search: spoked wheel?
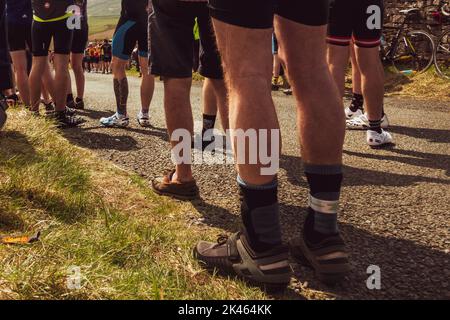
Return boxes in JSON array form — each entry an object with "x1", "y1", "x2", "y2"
[
  {"x1": 392, "y1": 30, "x2": 435, "y2": 76},
  {"x1": 434, "y1": 30, "x2": 450, "y2": 79}
]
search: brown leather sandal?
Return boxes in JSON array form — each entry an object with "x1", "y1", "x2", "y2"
[{"x1": 151, "y1": 169, "x2": 199, "y2": 200}]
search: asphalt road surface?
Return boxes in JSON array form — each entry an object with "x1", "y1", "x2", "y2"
[{"x1": 64, "y1": 72, "x2": 450, "y2": 300}]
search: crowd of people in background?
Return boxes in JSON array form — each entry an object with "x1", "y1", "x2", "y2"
[{"x1": 83, "y1": 39, "x2": 112, "y2": 74}]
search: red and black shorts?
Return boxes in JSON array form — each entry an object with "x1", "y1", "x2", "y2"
[{"x1": 327, "y1": 0, "x2": 384, "y2": 48}]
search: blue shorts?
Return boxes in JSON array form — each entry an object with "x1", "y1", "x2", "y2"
[
  {"x1": 272, "y1": 34, "x2": 278, "y2": 54},
  {"x1": 112, "y1": 17, "x2": 148, "y2": 60}
]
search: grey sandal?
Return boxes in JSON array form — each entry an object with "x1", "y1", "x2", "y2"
[{"x1": 194, "y1": 232, "x2": 292, "y2": 291}]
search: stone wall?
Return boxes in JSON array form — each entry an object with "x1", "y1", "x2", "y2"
[
  {"x1": 385, "y1": 0, "x2": 443, "y2": 25},
  {"x1": 384, "y1": 0, "x2": 447, "y2": 37}
]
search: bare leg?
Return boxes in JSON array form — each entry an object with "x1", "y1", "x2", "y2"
[
  {"x1": 212, "y1": 19, "x2": 279, "y2": 185},
  {"x1": 327, "y1": 44, "x2": 349, "y2": 98},
  {"x1": 10, "y1": 51, "x2": 30, "y2": 106},
  {"x1": 276, "y1": 17, "x2": 344, "y2": 165},
  {"x1": 111, "y1": 57, "x2": 128, "y2": 115},
  {"x1": 164, "y1": 78, "x2": 194, "y2": 182},
  {"x1": 350, "y1": 43, "x2": 362, "y2": 95},
  {"x1": 71, "y1": 53, "x2": 85, "y2": 100},
  {"x1": 29, "y1": 56, "x2": 47, "y2": 111},
  {"x1": 138, "y1": 56, "x2": 154, "y2": 114},
  {"x1": 354, "y1": 46, "x2": 384, "y2": 121},
  {"x1": 52, "y1": 54, "x2": 71, "y2": 112},
  {"x1": 203, "y1": 78, "x2": 229, "y2": 131}
]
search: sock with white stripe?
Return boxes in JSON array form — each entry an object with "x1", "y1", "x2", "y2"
[{"x1": 304, "y1": 165, "x2": 343, "y2": 242}]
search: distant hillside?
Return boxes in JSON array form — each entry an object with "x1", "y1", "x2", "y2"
[{"x1": 88, "y1": 0, "x2": 121, "y2": 17}]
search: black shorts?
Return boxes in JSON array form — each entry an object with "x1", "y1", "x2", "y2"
[
  {"x1": 0, "y1": 5, "x2": 13, "y2": 91},
  {"x1": 103, "y1": 56, "x2": 112, "y2": 62},
  {"x1": 208, "y1": 0, "x2": 330, "y2": 29},
  {"x1": 112, "y1": 16, "x2": 148, "y2": 60},
  {"x1": 71, "y1": 25, "x2": 88, "y2": 54},
  {"x1": 327, "y1": 0, "x2": 384, "y2": 48},
  {"x1": 149, "y1": 0, "x2": 223, "y2": 79},
  {"x1": 7, "y1": 22, "x2": 32, "y2": 52},
  {"x1": 32, "y1": 19, "x2": 74, "y2": 56}
]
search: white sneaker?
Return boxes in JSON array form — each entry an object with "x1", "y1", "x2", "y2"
[
  {"x1": 346, "y1": 113, "x2": 389, "y2": 130},
  {"x1": 137, "y1": 111, "x2": 151, "y2": 127},
  {"x1": 100, "y1": 113, "x2": 129, "y2": 127},
  {"x1": 367, "y1": 129, "x2": 393, "y2": 147},
  {"x1": 345, "y1": 107, "x2": 363, "y2": 120}
]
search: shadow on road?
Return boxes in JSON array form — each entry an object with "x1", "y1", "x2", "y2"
[
  {"x1": 344, "y1": 148, "x2": 450, "y2": 175},
  {"x1": 190, "y1": 198, "x2": 240, "y2": 233},
  {"x1": 281, "y1": 153, "x2": 450, "y2": 187},
  {"x1": 291, "y1": 219, "x2": 449, "y2": 299},
  {"x1": 63, "y1": 129, "x2": 140, "y2": 151},
  {"x1": 388, "y1": 125, "x2": 450, "y2": 144}
]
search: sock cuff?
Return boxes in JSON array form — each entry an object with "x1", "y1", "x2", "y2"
[
  {"x1": 237, "y1": 175, "x2": 278, "y2": 190},
  {"x1": 304, "y1": 164, "x2": 343, "y2": 175},
  {"x1": 203, "y1": 114, "x2": 217, "y2": 121}
]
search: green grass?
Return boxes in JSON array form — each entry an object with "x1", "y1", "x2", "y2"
[
  {"x1": 88, "y1": 16, "x2": 119, "y2": 37},
  {"x1": 0, "y1": 108, "x2": 268, "y2": 300}
]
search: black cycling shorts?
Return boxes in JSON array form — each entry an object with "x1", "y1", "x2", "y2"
[
  {"x1": 208, "y1": 0, "x2": 330, "y2": 29},
  {"x1": 71, "y1": 25, "x2": 88, "y2": 54},
  {"x1": 328, "y1": 0, "x2": 384, "y2": 48},
  {"x1": 7, "y1": 22, "x2": 32, "y2": 52},
  {"x1": 32, "y1": 19, "x2": 74, "y2": 56},
  {"x1": 149, "y1": 0, "x2": 223, "y2": 79},
  {"x1": 112, "y1": 16, "x2": 148, "y2": 60}
]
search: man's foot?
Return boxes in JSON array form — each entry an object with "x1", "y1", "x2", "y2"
[
  {"x1": 367, "y1": 129, "x2": 393, "y2": 147},
  {"x1": 100, "y1": 113, "x2": 129, "y2": 127},
  {"x1": 345, "y1": 107, "x2": 363, "y2": 120},
  {"x1": 290, "y1": 231, "x2": 350, "y2": 285},
  {"x1": 346, "y1": 113, "x2": 389, "y2": 130},
  {"x1": 54, "y1": 111, "x2": 84, "y2": 128},
  {"x1": 65, "y1": 106, "x2": 76, "y2": 116},
  {"x1": 67, "y1": 99, "x2": 76, "y2": 109},
  {"x1": 194, "y1": 232, "x2": 291, "y2": 291},
  {"x1": 283, "y1": 88, "x2": 292, "y2": 95},
  {"x1": 151, "y1": 169, "x2": 199, "y2": 200},
  {"x1": 271, "y1": 77, "x2": 280, "y2": 91},
  {"x1": 137, "y1": 111, "x2": 151, "y2": 127},
  {"x1": 6, "y1": 93, "x2": 19, "y2": 106},
  {"x1": 43, "y1": 101, "x2": 55, "y2": 116},
  {"x1": 74, "y1": 98, "x2": 85, "y2": 110}
]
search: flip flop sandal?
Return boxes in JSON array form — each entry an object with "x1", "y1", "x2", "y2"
[
  {"x1": 151, "y1": 169, "x2": 199, "y2": 200},
  {"x1": 194, "y1": 232, "x2": 292, "y2": 291},
  {"x1": 290, "y1": 234, "x2": 350, "y2": 285}
]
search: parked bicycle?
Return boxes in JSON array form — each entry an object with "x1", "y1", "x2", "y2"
[
  {"x1": 381, "y1": 8, "x2": 435, "y2": 75},
  {"x1": 430, "y1": 2, "x2": 450, "y2": 79}
]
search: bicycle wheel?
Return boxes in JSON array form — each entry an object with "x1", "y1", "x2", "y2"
[
  {"x1": 391, "y1": 30, "x2": 435, "y2": 75},
  {"x1": 434, "y1": 30, "x2": 450, "y2": 79}
]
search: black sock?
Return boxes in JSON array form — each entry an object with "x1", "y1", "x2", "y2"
[
  {"x1": 76, "y1": 97, "x2": 83, "y2": 103},
  {"x1": 369, "y1": 119, "x2": 382, "y2": 134},
  {"x1": 66, "y1": 94, "x2": 74, "y2": 104},
  {"x1": 238, "y1": 176, "x2": 282, "y2": 252},
  {"x1": 349, "y1": 93, "x2": 364, "y2": 112},
  {"x1": 202, "y1": 114, "x2": 216, "y2": 135},
  {"x1": 304, "y1": 165, "x2": 343, "y2": 243}
]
